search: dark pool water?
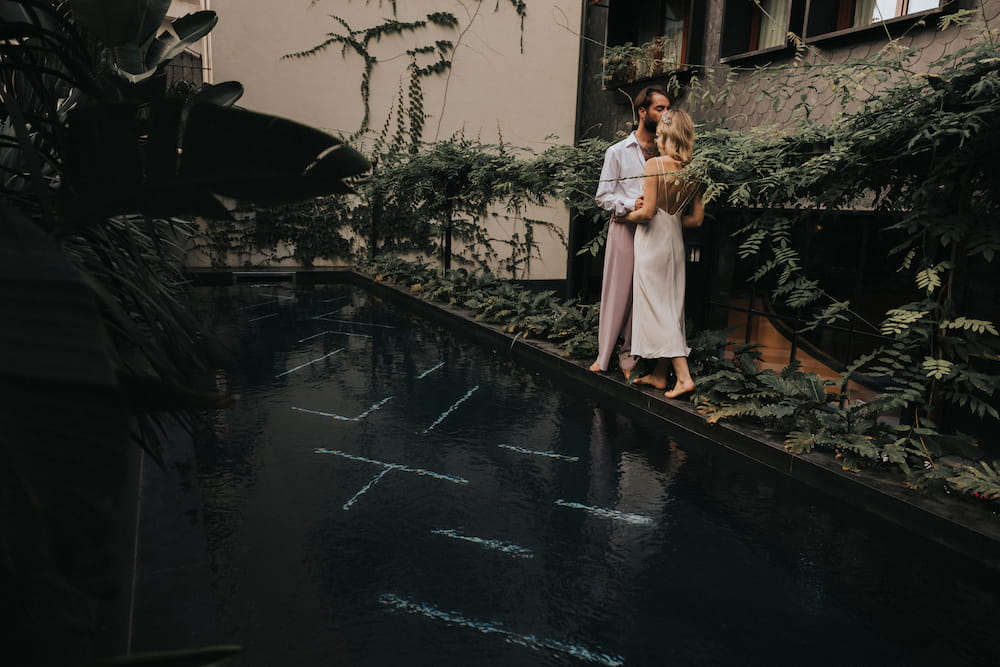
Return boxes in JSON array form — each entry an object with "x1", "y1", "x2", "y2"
[{"x1": 185, "y1": 283, "x2": 1000, "y2": 667}]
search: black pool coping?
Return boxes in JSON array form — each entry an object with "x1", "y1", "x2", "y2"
[{"x1": 186, "y1": 267, "x2": 1000, "y2": 571}]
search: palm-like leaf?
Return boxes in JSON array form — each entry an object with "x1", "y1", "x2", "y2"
[
  {"x1": 112, "y1": 42, "x2": 158, "y2": 82},
  {"x1": 61, "y1": 100, "x2": 369, "y2": 223},
  {"x1": 188, "y1": 80, "x2": 243, "y2": 107},
  {"x1": 145, "y1": 11, "x2": 218, "y2": 70},
  {"x1": 2, "y1": 2, "x2": 370, "y2": 662},
  {"x1": 67, "y1": 0, "x2": 170, "y2": 46}
]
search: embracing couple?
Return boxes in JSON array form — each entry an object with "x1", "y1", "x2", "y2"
[{"x1": 588, "y1": 86, "x2": 704, "y2": 399}]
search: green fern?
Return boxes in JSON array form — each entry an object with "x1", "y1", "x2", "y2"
[{"x1": 948, "y1": 461, "x2": 1000, "y2": 502}]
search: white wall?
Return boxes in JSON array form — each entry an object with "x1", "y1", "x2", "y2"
[{"x1": 205, "y1": 0, "x2": 583, "y2": 279}]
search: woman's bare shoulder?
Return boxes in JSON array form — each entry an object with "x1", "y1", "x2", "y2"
[
  {"x1": 646, "y1": 155, "x2": 682, "y2": 173},
  {"x1": 659, "y1": 155, "x2": 684, "y2": 170},
  {"x1": 643, "y1": 155, "x2": 675, "y2": 171}
]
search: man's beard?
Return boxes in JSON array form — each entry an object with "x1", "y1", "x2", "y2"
[{"x1": 643, "y1": 116, "x2": 658, "y2": 133}]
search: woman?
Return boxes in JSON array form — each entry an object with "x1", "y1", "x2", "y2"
[{"x1": 619, "y1": 108, "x2": 704, "y2": 398}]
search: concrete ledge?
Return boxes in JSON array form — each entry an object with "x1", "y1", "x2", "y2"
[
  {"x1": 186, "y1": 266, "x2": 357, "y2": 286},
  {"x1": 186, "y1": 268, "x2": 1000, "y2": 571}
]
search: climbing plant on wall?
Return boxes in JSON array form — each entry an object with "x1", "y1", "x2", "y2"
[
  {"x1": 288, "y1": 1, "x2": 528, "y2": 147},
  {"x1": 202, "y1": 1, "x2": 554, "y2": 275},
  {"x1": 284, "y1": 10, "x2": 459, "y2": 141}
]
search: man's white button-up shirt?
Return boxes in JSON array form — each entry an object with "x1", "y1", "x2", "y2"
[{"x1": 595, "y1": 132, "x2": 648, "y2": 218}]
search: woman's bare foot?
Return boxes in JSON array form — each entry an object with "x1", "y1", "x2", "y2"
[
  {"x1": 589, "y1": 361, "x2": 603, "y2": 372},
  {"x1": 621, "y1": 366, "x2": 632, "y2": 380},
  {"x1": 664, "y1": 379, "x2": 695, "y2": 399},
  {"x1": 634, "y1": 374, "x2": 667, "y2": 389}
]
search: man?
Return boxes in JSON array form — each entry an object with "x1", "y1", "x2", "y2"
[{"x1": 589, "y1": 86, "x2": 670, "y2": 378}]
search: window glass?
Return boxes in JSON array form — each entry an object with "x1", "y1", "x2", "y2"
[
  {"x1": 861, "y1": 0, "x2": 941, "y2": 25},
  {"x1": 806, "y1": 0, "x2": 943, "y2": 38},
  {"x1": 634, "y1": 0, "x2": 686, "y2": 65},
  {"x1": 662, "y1": 0, "x2": 687, "y2": 64},
  {"x1": 871, "y1": 0, "x2": 895, "y2": 24},
  {"x1": 758, "y1": 0, "x2": 791, "y2": 49},
  {"x1": 608, "y1": 0, "x2": 691, "y2": 82}
]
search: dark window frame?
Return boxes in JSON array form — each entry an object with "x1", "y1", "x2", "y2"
[
  {"x1": 719, "y1": 0, "x2": 807, "y2": 65},
  {"x1": 602, "y1": 0, "x2": 703, "y2": 89},
  {"x1": 803, "y1": 0, "x2": 951, "y2": 43}
]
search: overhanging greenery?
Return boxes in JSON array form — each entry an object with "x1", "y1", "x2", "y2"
[
  {"x1": 1, "y1": 0, "x2": 370, "y2": 662},
  {"x1": 230, "y1": 12, "x2": 1000, "y2": 507}
]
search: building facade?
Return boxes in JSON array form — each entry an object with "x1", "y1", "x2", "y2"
[
  {"x1": 577, "y1": 0, "x2": 997, "y2": 137},
  {"x1": 573, "y1": 0, "x2": 999, "y2": 374}
]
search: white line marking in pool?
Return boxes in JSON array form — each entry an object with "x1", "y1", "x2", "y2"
[
  {"x1": 554, "y1": 500, "x2": 654, "y2": 526},
  {"x1": 378, "y1": 593, "x2": 624, "y2": 666},
  {"x1": 422, "y1": 385, "x2": 480, "y2": 433},
  {"x1": 291, "y1": 396, "x2": 393, "y2": 421},
  {"x1": 317, "y1": 296, "x2": 348, "y2": 303},
  {"x1": 275, "y1": 348, "x2": 344, "y2": 377},
  {"x1": 343, "y1": 468, "x2": 392, "y2": 510},
  {"x1": 298, "y1": 330, "x2": 373, "y2": 342},
  {"x1": 498, "y1": 444, "x2": 579, "y2": 462},
  {"x1": 241, "y1": 295, "x2": 295, "y2": 310},
  {"x1": 248, "y1": 312, "x2": 279, "y2": 322},
  {"x1": 431, "y1": 528, "x2": 533, "y2": 558},
  {"x1": 315, "y1": 318, "x2": 396, "y2": 329},
  {"x1": 315, "y1": 449, "x2": 468, "y2": 485},
  {"x1": 355, "y1": 396, "x2": 394, "y2": 419},
  {"x1": 310, "y1": 308, "x2": 347, "y2": 319},
  {"x1": 416, "y1": 361, "x2": 445, "y2": 378}
]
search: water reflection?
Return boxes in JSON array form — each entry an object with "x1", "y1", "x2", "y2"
[{"x1": 168, "y1": 284, "x2": 1000, "y2": 667}]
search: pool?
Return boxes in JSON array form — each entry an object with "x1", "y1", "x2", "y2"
[{"x1": 141, "y1": 282, "x2": 1000, "y2": 666}]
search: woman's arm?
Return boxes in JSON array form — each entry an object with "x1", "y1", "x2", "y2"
[
  {"x1": 682, "y1": 191, "x2": 704, "y2": 228},
  {"x1": 623, "y1": 159, "x2": 660, "y2": 223}
]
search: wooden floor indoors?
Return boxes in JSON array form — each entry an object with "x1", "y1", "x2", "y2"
[{"x1": 725, "y1": 298, "x2": 878, "y2": 403}]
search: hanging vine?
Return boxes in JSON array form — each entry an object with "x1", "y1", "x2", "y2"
[
  {"x1": 502, "y1": 0, "x2": 527, "y2": 53},
  {"x1": 284, "y1": 12, "x2": 459, "y2": 141},
  {"x1": 406, "y1": 39, "x2": 452, "y2": 151},
  {"x1": 287, "y1": 3, "x2": 527, "y2": 147}
]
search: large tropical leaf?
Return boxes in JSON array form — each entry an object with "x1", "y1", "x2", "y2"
[
  {"x1": 179, "y1": 102, "x2": 371, "y2": 203},
  {"x1": 145, "y1": 11, "x2": 218, "y2": 70},
  {"x1": 67, "y1": 0, "x2": 170, "y2": 46},
  {"x1": 188, "y1": 80, "x2": 244, "y2": 108},
  {"x1": 61, "y1": 100, "x2": 371, "y2": 223},
  {"x1": 112, "y1": 42, "x2": 158, "y2": 82}
]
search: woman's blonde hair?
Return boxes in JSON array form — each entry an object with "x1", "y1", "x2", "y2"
[{"x1": 656, "y1": 109, "x2": 694, "y2": 165}]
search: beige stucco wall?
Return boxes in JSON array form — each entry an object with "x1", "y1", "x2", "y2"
[{"x1": 202, "y1": 0, "x2": 583, "y2": 279}]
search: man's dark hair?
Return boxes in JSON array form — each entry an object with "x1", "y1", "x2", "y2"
[{"x1": 633, "y1": 86, "x2": 669, "y2": 112}]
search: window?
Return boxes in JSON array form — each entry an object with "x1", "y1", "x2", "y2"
[
  {"x1": 603, "y1": 0, "x2": 702, "y2": 87},
  {"x1": 860, "y1": 0, "x2": 942, "y2": 25},
  {"x1": 805, "y1": 0, "x2": 947, "y2": 40},
  {"x1": 720, "y1": 0, "x2": 803, "y2": 62}
]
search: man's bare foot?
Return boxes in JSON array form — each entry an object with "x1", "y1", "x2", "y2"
[
  {"x1": 621, "y1": 367, "x2": 632, "y2": 380},
  {"x1": 664, "y1": 380, "x2": 695, "y2": 399},
  {"x1": 589, "y1": 361, "x2": 603, "y2": 372},
  {"x1": 634, "y1": 374, "x2": 667, "y2": 389}
]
